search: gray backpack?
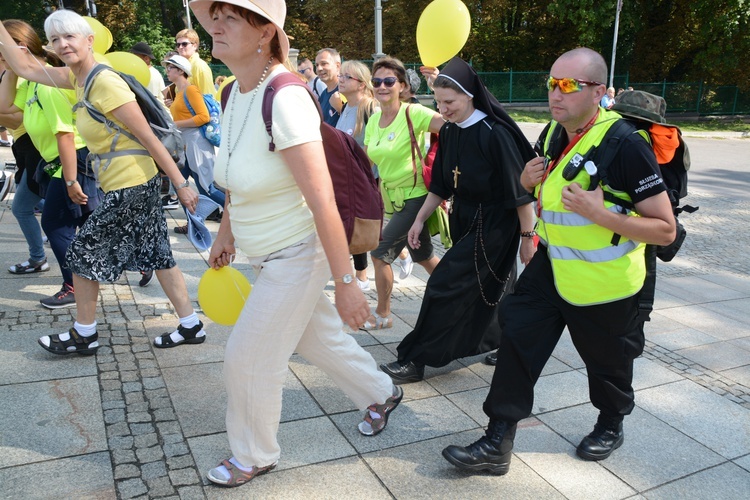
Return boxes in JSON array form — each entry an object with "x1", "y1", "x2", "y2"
[{"x1": 73, "y1": 64, "x2": 182, "y2": 176}]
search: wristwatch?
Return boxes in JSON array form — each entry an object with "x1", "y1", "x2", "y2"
[
  {"x1": 65, "y1": 179, "x2": 78, "y2": 187},
  {"x1": 334, "y1": 273, "x2": 354, "y2": 284},
  {"x1": 175, "y1": 179, "x2": 190, "y2": 189}
]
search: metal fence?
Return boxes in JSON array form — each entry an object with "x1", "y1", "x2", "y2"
[
  {"x1": 478, "y1": 72, "x2": 750, "y2": 116},
  {"x1": 208, "y1": 64, "x2": 750, "y2": 116}
]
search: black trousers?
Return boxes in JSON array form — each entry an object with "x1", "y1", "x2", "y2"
[{"x1": 483, "y1": 247, "x2": 645, "y2": 424}]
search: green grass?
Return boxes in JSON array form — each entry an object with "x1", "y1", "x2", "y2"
[{"x1": 506, "y1": 109, "x2": 750, "y2": 132}]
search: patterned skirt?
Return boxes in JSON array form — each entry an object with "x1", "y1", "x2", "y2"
[{"x1": 66, "y1": 175, "x2": 177, "y2": 282}]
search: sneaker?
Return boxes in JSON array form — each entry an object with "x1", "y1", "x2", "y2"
[
  {"x1": 40, "y1": 283, "x2": 76, "y2": 309},
  {"x1": 9, "y1": 258, "x2": 50, "y2": 274},
  {"x1": 0, "y1": 139, "x2": 11, "y2": 147},
  {"x1": 356, "y1": 276, "x2": 370, "y2": 291},
  {"x1": 358, "y1": 385, "x2": 403, "y2": 436},
  {"x1": 161, "y1": 195, "x2": 179, "y2": 210},
  {"x1": 396, "y1": 254, "x2": 413, "y2": 280},
  {"x1": 0, "y1": 171, "x2": 12, "y2": 201},
  {"x1": 38, "y1": 328, "x2": 99, "y2": 356},
  {"x1": 139, "y1": 270, "x2": 155, "y2": 287}
]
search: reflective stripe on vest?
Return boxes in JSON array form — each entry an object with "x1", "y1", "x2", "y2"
[{"x1": 536, "y1": 110, "x2": 646, "y2": 306}]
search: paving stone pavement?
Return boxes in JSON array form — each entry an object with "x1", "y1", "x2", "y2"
[{"x1": 1, "y1": 131, "x2": 749, "y2": 499}]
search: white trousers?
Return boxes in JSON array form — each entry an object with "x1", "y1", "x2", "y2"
[{"x1": 224, "y1": 233, "x2": 393, "y2": 467}]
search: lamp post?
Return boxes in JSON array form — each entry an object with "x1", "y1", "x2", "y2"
[
  {"x1": 609, "y1": 0, "x2": 623, "y2": 88},
  {"x1": 373, "y1": 0, "x2": 385, "y2": 60},
  {"x1": 183, "y1": 0, "x2": 192, "y2": 29}
]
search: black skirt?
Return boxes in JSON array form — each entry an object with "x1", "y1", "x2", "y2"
[{"x1": 66, "y1": 175, "x2": 176, "y2": 282}]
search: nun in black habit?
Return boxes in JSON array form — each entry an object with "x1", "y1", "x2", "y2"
[{"x1": 380, "y1": 57, "x2": 537, "y2": 383}]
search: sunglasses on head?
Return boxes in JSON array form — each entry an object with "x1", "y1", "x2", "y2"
[
  {"x1": 547, "y1": 76, "x2": 604, "y2": 94},
  {"x1": 339, "y1": 74, "x2": 361, "y2": 83},
  {"x1": 175, "y1": 41, "x2": 192, "y2": 48},
  {"x1": 371, "y1": 77, "x2": 398, "y2": 88}
]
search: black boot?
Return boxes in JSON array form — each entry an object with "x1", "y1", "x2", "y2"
[
  {"x1": 576, "y1": 416, "x2": 624, "y2": 461},
  {"x1": 484, "y1": 351, "x2": 497, "y2": 366},
  {"x1": 442, "y1": 420, "x2": 516, "y2": 475},
  {"x1": 380, "y1": 360, "x2": 425, "y2": 383}
]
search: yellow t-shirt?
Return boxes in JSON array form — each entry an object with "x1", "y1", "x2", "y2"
[
  {"x1": 188, "y1": 53, "x2": 215, "y2": 98},
  {"x1": 71, "y1": 69, "x2": 158, "y2": 192},
  {"x1": 8, "y1": 76, "x2": 27, "y2": 138},
  {"x1": 13, "y1": 80, "x2": 85, "y2": 163}
]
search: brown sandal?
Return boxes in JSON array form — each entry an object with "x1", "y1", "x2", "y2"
[
  {"x1": 174, "y1": 224, "x2": 188, "y2": 234},
  {"x1": 358, "y1": 385, "x2": 404, "y2": 436},
  {"x1": 207, "y1": 459, "x2": 277, "y2": 487}
]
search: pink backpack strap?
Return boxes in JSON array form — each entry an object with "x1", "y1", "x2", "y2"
[{"x1": 262, "y1": 73, "x2": 324, "y2": 151}]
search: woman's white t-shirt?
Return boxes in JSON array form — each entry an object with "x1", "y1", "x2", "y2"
[{"x1": 215, "y1": 67, "x2": 321, "y2": 257}]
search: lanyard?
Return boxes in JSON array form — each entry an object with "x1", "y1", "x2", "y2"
[{"x1": 536, "y1": 111, "x2": 600, "y2": 218}]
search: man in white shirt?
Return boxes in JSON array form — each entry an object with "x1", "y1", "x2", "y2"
[{"x1": 130, "y1": 42, "x2": 165, "y2": 103}]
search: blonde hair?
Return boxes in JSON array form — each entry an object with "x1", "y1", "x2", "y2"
[
  {"x1": 175, "y1": 29, "x2": 199, "y2": 44},
  {"x1": 341, "y1": 60, "x2": 376, "y2": 138}
]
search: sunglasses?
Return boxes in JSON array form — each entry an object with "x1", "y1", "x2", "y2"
[
  {"x1": 371, "y1": 77, "x2": 398, "y2": 88},
  {"x1": 298, "y1": 67, "x2": 312, "y2": 74},
  {"x1": 175, "y1": 41, "x2": 192, "y2": 48},
  {"x1": 547, "y1": 76, "x2": 604, "y2": 94},
  {"x1": 339, "y1": 74, "x2": 361, "y2": 83}
]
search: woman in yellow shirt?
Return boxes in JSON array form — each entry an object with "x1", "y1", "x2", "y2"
[
  {"x1": 0, "y1": 10, "x2": 205, "y2": 355},
  {"x1": 0, "y1": 19, "x2": 102, "y2": 310}
]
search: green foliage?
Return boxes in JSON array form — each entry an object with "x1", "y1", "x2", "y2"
[{"x1": 6, "y1": 0, "x2": 749, "y2": 91}]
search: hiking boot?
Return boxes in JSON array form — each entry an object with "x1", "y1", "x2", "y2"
[
  {"x1": 40, "y1": 283, "x2": 76, "y2": 309},
  {"x1": 38, "y1": 328, "x2": 99, "y2": 356},
  {"x1": 576, "y1": 418, "x2": 624, "y2": 461},
  {"x1": 442, "y1": 420, "x2": 517, "y2": 475},
  {"x1": 139, "y1": 270, "x2": 154, "y2": 287},
  {"x1": 162, "y1": 195, "x2": 179, "y2": 210},
  {"x1": 9, "y1": 258, "x2": 50, "y2": 274}
]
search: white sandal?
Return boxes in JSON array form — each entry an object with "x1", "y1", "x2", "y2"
[{"x1": 362, "y1": 313, "x2": 393, "y2": 330}]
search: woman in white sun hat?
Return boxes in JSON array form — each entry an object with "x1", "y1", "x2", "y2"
[{"x1": 190, "y1": 0, "x2": 402, "y2": 488}]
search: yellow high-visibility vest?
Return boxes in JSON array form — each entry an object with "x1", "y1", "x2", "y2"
[{"x1": 536, "y1": 110, "x2": 646, "y2": 305}]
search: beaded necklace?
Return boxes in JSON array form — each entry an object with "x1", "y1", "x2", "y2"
[{"x1": 224, "y1": 58, "x2": 273, "y2": 203}]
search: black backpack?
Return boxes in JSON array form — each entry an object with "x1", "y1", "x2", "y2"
[
  {"x1": 589, "y1": 118, "x2": 697, "y2": 263},
  {"x1": 73, "y1": 64, "x2": 183, "y2": 175}
]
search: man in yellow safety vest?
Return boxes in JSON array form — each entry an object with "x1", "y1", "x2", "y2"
[{"x1": 442, "y1": 47, "x2": 676, "y2": 475}]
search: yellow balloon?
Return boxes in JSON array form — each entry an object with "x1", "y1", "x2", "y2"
[
  {"x1": 83, "y1": 16, "x2": 113, "y2": 54},
  {"x1": 92, "y1": 52, "x2": 111, "y2": 66},
  {"x1": 198, "y1": 267, "x2": 252, "y2": 326},
  {"x1": 105, "y1": 51, "x2": 151, "y2": 87},
  {"x1": 416, "y1": 0, "x2": 471, "y2": 67},
  {"x1": 216, "y1": 74, "x2": 236, "y2": 98}
]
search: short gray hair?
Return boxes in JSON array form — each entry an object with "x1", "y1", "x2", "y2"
[{"x1": 44, "y1": 9, "x2": 94, "y2": 39}]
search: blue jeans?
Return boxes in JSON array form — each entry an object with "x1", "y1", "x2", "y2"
[
  {"x1": 41, "y1": 177, "x2": 87, "y2": 286},
  {"x1": 181, "y1": 164, "x2": 225, "y2": 207},
  {"x1": 11, "y1": 170, "x2": 46, "y2": 263}
]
